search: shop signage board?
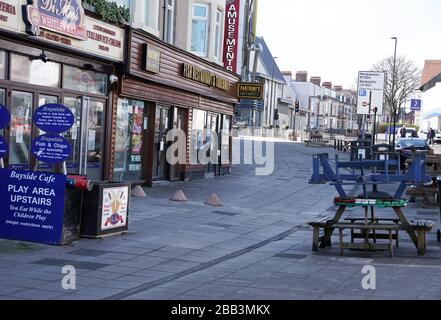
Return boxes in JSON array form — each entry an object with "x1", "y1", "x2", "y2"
[
  {"x1": 357, "y1": 71, "x2": 386, "y2": 115},
  {"x1": 101, "y1": 186, "x2": 129, "y2": 231},
  {"x1": 237, "y1": 82, "x2": 264, "y2": 100},
  {"x1": 23, "y1": 0, "x2": 87, "y2": 40},
  {"x1": 0, "y1": 136, "x2": 8, "y2": 157},
  {"x1": 33, "y1": 104, "x2": 75, "y2": 134},
  {"x1": 0, "y1": 169, "x2": 66, "y2": 245},
  {"x1": 223, "y1": 0, "x2": 241, "y2": 73},
  {"x1": 31, "y1": 134, "x2": 72, "y2": 164},
  {"x1": 0, "y1": 104, "x2": 10, "y2": 129},
  {"x1": 183, "y1": 63, "x2": 230, "y2": 91},
  {"x1": 143, "y1": 43, "x2": 161, "y2": 74},
  {"x1": 0, "y1": 0, "x2": 125, "y2": 62}
]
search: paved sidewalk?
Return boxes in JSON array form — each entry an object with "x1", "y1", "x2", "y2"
[{"x1": 0, "y1": 140, "x2": 441, "y2": 300}]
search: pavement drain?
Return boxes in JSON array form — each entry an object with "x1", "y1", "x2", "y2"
[
  {"x1": 213, "y1": 211, "x2": 239, "y2": 217},
  {"x1": 32, "y1": 258, "x2": 109, "y2": 271},
  {"x1": 67, "y1": 249, "x2": 110, "y2": 257}
]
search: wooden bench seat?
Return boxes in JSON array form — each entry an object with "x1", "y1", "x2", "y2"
[
  {"x1": 309, "y1": 215, "x2": 336, "y2": 251},
  {"x1": 344, "y1": 217, "x2": 400, "y2": 247}
]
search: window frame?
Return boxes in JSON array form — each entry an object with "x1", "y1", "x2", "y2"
[{"x1": 191, "y1": 3, "x2": 210, "y2": 56}]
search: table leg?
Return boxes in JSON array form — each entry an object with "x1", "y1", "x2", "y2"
[
  {"x1": 320, "y1": 206, "x2": 346, "y2": 248},
  {"x1": 339, "y1": 228, "x2": 344, "y2": 256},
  {"x1": 393, "y1": 207, "x2": 419, "y2": 248}
]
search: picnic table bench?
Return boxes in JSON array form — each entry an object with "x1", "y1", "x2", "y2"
[
  {"x1": 309, "y1": 199, "x2": 435, "y2": 256},
  {"x1": 305, "y1": 134, "x2": 328, "y2": 147}
]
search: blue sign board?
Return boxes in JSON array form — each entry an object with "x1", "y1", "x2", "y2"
[
  {"x1": 33, "y1": 104, "x2": 75, "y2": 134},
  {"x1": 0, "y1": 136, "x2": 8, "y2": 157},
  {"x1": 411, "y1": 99, "x2": 422, "y2": 111},
  {"x1": 0, "y1": 104, "x2": 11, "y2": 130},
  {"x1": 31, "y1": 134, "x2": 72, "y2": 164},
  {"x1": 0, "y1": 169, "x2": 66, "y2": 245}
]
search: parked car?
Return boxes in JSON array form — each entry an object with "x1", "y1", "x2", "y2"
[{"x1": 395, "y1": 138, "x2": 432, "y2": 168}]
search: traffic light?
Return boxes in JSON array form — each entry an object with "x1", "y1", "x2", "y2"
[
  {"x1": 295, "y1": 100, "x2": 300, "y2": 114},
  {"x1": 274, "y1": 110, "x2": 279, "y2": 121}
]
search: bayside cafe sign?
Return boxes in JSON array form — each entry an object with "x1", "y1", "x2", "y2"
[
  {"x1": 0, "y1": 0, "x2": 124, "y2": 62},
  {"x1": 183, "y1": 63, "x2": 230, "y2": 91}
]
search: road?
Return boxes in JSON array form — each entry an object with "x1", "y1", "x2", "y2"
[{"x1": 0, "y1": 139, "x2": 441, "y2": 300}]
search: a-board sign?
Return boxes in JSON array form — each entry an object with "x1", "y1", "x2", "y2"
[
  {"x1": 0, "y1": 136, "x2": 8, "y2": 157},
  {"x1": 101, "y1": 186, "x2": 129, "y2": 231},
  {"x1": 31, "y1": 134, "x2": 72, "y2": 164},
  {"x1": 0, "y1": 169, "x2": 66, "y2": 245},
  {"x1": 33, "y1": 104, "x2": 75, "y2": 134},
  {"x1": 237, "y1": 83, "x2": 264, "y2": 100},
  {"x1": 0, "y1": 104, "x2": 11, "y2": 130},
  {"x1": 357, "y1": 71, "x2": 386, "y2": 115}
]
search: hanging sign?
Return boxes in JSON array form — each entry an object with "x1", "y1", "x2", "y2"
[
  {"x1": 0, "y1": 168, "x2": 66, "y2": 245},
  {"x1": 33, "y1": 104, "x2": 75, "y2": 134},
  {"x1": 0, "y1": 136, "x2": 8, "y2": 157},
  {"x1": 31, "y1": 134, "x2": 72, "y2": 164},
  {"x1": 0, "y1": 104, "x2": 11, "y2": 129},
  {"x1": 223, "y1": 0, "x2": 241, "y2": 73}
]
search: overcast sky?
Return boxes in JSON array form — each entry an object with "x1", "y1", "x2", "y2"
[{"x1": 257, "y1": 0, "x2": 441, "y2": 89}]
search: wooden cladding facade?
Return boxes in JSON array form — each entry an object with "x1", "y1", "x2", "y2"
[{"x1": 121, "y1": 29, "x2": 239, "y2": 114}]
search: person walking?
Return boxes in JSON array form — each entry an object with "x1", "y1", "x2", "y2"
[
  {"x1": 400, "y1": 126, "x2": 407, "y2": 138},
  {"x1": 428, "y1": 128, "x2": 436, "y2": 146}
]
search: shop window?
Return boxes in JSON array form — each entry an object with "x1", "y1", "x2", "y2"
[
  {"x1": 0, "y1": 51, "x2": 6, "y2": 79},
  {"x1": 114, "y1": 98, "x2": 145, "y2": 182},
  {"x1": 0, "y1": 88, "x2": 4, "y2": 136},
  {"x1": 62, "y1": 65, "x2": 108, "y2": 95},
  {"x1": 10, "y1": 54, "x2": 60, "y2": 87},
  {"x1": 191, "y1": 4, "x2": 209, "y2": 56}
]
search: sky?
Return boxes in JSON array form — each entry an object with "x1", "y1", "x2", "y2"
[{"x1": 256, "y1": 0, "x2": 441, "y2": 89}]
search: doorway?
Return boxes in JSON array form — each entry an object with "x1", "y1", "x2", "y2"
[
  {"x1": 152, "y1": 105, "x2": 171, "y2": 181},
  {"x1": 205, "y1": 112, "x2": 220, "y2": 177}
]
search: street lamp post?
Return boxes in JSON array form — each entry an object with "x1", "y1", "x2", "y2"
[
  {"x1": 391, "y1": 37, "x2": 398, "y2": 146},
  {"x1": 270, "y1": 56, "x2": 278, "y2": 127}
]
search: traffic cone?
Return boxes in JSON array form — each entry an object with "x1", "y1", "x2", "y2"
[
  {"x1": 205, "y1": 193, "x2": 222, "y2": 207},
  {"x1": 170, "y1": 189, "x2": 188, "y2": 202},
  {"x1": 131, "y1": 185, "x2": 147, "y2": 198}
]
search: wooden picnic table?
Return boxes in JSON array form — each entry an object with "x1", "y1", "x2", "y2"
[
  {"x1": 309, "y1": 199, "x2": 434, "y2": 257},
  {"x1": 305, "y1": 133, "x2": 328, "y2": 147}
]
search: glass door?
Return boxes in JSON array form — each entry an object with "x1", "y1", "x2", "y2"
[
  {"x1": 153, "y1": 105, "x2": 171, "y2": 181},
  {"x1": 63, "y1": 96, "x2": 105, "y2": 181},
  {"x1": 9, "y1": 91, "x2": 33, "y2": 169},
  {"x1": 86, "y1": 99, "x2": 104, "y2": 181},
  {"x1": 36, "y1": 94, "x2": 59, "y2": 171},
  {"x1": 0, "y1": 88, "x2": 5, "y2": 137},
  {"x1": 206, "y1": 112, "x2": 220, "y2": 176},
  {"x1": 169, "y1": 107, "x2": 185, "y2": 181}
]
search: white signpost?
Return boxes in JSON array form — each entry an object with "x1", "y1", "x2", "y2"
[{"x1": 357, "y1": 71, "x2": 386, "y2": 115}]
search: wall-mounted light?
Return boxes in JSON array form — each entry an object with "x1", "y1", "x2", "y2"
[
  {"x1": 38, "y1": 50, "x2": 49, "y2": 63},
  {"x1": 109, "y1": 74, "x2": 118, "y2": 84}
]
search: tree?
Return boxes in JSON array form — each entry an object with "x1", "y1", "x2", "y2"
[{"x1": 372, "y1": 56, "x2": 421, "y2": 121}]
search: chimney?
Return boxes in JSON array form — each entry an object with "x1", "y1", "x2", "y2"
[
  {"x1": 334, "y1": 85, "x2": 343, "y2": 92},
  {"x1": 310, "y1": 76, "x2": 321, "y2": 86},
  {"x1": 282, "y1": 71, "x2": 292, "y2": 76},
  {"x1": 296, "y1": 71, "x2": 308, "y2": 82},
  {"x1": 323, "y1": 82, "x2": 332, "y2": 89}
]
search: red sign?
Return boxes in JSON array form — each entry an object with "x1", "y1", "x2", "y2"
[{"x1": 223, "y1": 0, "x2": 240, "y2": 74}]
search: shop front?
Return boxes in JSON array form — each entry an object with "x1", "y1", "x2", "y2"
[
  {"x1": 114, "y1": 29, "x2": 239, "y2": 186},
  {"x1": 0, "y1": 0, "x2": 126, "y2": 182}
]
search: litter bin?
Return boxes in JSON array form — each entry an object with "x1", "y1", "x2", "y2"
[
  {"x1": 61, "y1": 175, "x2": 91, "y2": 245},
  {"x1": 350, "y1": 140, "x2": 372, "y2": 161},
  {"x1": 81, "y1": 181, "x2": 131, "y2": 238}
]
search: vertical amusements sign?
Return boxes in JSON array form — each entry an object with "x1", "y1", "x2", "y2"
[{"x1": 223, "y1": 0, "x2": 240, "y2": 73}]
